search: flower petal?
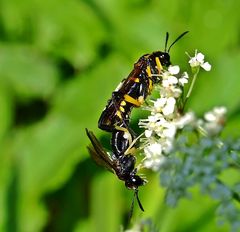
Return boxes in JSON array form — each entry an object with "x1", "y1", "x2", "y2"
[
  {"x1": 196, "y1": 52, "x2": 205, "y2": 62},
  {"x1": 201, "y1": 62, "x2": 211, "y2": 71},
  {"x1": 168, "y1": 65, "x2": 180, "y2": 75}
]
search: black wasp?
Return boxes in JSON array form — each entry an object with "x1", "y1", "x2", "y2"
[
  {"x1": 86, "y1": 31, "x2": 188, "y2": 213},
  {"x1": 98, "y1": 31, "x2": 188, "y2": 157},
  {"x1": 86, "y1": 129, "x2": 144, "y2": 211}
]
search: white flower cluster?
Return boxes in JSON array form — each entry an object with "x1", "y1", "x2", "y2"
[
  {"x1": 198, "y1": 106, "x2": 227, "y2": 136},
  {"x1": 139, "y1": 65, "x2": 194, "y2": 171},
  {"x1": 138, "y1": 51, "x2": 222, "y2": 171}
]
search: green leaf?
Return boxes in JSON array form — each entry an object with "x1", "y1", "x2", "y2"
[
  {"x1": 0, "y1": 44, "x2": 59, "y2": 99},
  {"x1": 0, "y1": 84, "x2": 13, "y2": 139},
  {"x1": 90, "y1": 173, "x2": 122, "y2": 232}
]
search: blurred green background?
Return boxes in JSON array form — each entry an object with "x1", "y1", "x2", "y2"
[{"x1": 0, "y1": 0, "x2": 240, "y2": 231}]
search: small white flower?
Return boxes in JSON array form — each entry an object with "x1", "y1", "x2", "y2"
[
  {"x1": 199, "y1": 106, "x2": 227, "y2": 136},
  {"x1": 162, "y1": 65, "x2": 180, "y2": 79},
  {"x1": 179, "y1": 72, "x2": 189, "y2": 86},
  {"x1": 145, "y1": 129, "x2": 153, "y2": 138},
  {"x1": 174, "y1": 112, "x2": 196, "y2": 128},
  {"x1": 139, "y1": 113, "x2": 165, "y2": 137},
  {"x1": 188, "y1": 50, "x2": 211, "y2": 71},
  {"x1": 202, "y1": 122, "x2": 222, "y2": 136},
  {"x1": 143, "y1": 142, "x2": 166, "y2": 171},
  {"x1": 168, "y1": 65, "x2": 180, "y2": 75},
  {"x1": 161, "y1": 65, "x2": 179, "y2": 88},
  {"x1": 162, "y1": 76, "x2": 178, "y2": 88},
  {"x1": 147, "y1": 114, "x2": 160, "y2": 123},
  {"x1": 204, "y1": 106, "x2": 227, "y2": 123},
  {"x1": 160, "y1": 85, "x2": 182, "y2": 98},
  {"x1": 153, "y1": 98, "x2": 167, "y2": 112},
  {"x1": 152, "y1": 97, "x2": 176, "y2": 116},
  {"x1": 159, "y1": 137, "x2": 174, "y2": 153},
  {"x1": 162, "y1": 122, "x2": 176, "y2": 139},
  {"x1": 153, "y1": 119, "x2": 177, "y2": 140},
  {"x1": 144, "y1": 142, "x2": 162, "y2": 158},
  {"x1": 162, "y1": 97, "x2": 176, "y2": 116}
]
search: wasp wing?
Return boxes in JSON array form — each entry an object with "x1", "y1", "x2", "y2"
[{"x1": 86, "y1": 128, "x2": 114, "y2": 173}]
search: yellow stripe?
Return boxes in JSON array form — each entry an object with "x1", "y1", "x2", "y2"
[
  {"x1": 116, "y1": 111, "x2": 122, "y2": 119},
  {"x1": 120, "y1": 100, "x2": 126, "y2": 106},
  {"x1": 149, "y1": 79, "x2": 153, "y2": 92},
  {"x1": 124, "y1": 94, "x2": 141, "y2": 107},
  {"x1": 138, "y1": 96, "x2": 144, "y2": 104},
  {"x1": 146, "y1": 66, "x2": 152, "y2": 77},
  {"x1": 155, "y1": 57, "x2": 163, "y2": 73},
  {"x1": 119, "y1": 106, "x2": 125, "y2": 112}
]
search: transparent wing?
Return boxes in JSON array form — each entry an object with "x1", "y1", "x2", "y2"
[{"x1": 86, "y1": 128, "x2": 114, "y2": 173}]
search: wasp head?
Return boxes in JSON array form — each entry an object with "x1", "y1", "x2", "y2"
[
  {"x1": 125, "y1": 173, "x2": 146, "y2": 189},
  {"x1": 152, "y1": 51, "x2": 171, "y2": 67}
]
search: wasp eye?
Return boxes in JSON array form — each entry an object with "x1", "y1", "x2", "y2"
[{"x1": 160, "y1": 53, "x2": 171, "y2": 67}]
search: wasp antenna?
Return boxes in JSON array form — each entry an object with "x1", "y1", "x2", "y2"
[
  {"x1": 164, "y1": 32, "x2": 169, "y2": 52},
  {"x1": 127, "y1": 189, "x2": 144, "y2": 222},
  {"x1": 167, "y1": 31, "x2": 189, "y2": 53},
  {"x1": 135, "y1": 189, "x2": 144, "y2": 212},
  {"x1": 128, "y1": 191, "x2": 136, "y2": 222}
]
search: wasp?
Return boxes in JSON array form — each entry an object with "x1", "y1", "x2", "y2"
[
  {"x1": 98, "y1": 31, "x2": 189, "y2": 156},
  {"x1": 86, "y1": 129, "x2": 145, "y2": 212}
]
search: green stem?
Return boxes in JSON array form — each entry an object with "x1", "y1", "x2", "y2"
[
  {"x1": 182, "y1": 68, "x2": 200, "y2": 111},
  {"x1": 186, "y1": 68, "x2": 199, "y2": 99}
]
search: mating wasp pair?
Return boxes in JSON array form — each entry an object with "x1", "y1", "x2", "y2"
[{"x1": 86, "y1": 31, "x2": 188, "y2": 213}]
